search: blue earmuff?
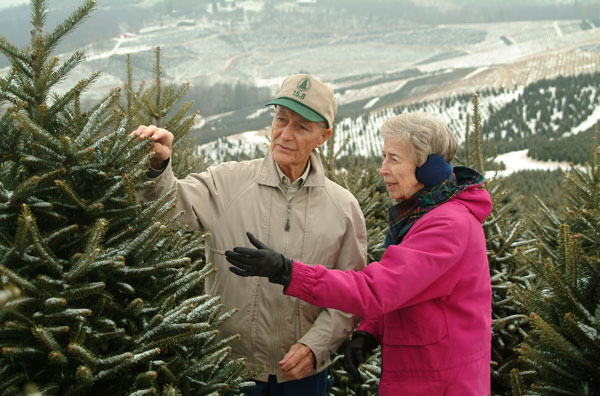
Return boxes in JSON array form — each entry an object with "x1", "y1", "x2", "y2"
[{"x1": 415, "y1": 154, "x2": 453, "y2": 186}]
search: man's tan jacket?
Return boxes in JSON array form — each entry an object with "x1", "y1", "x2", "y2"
[{"x1": 138, "y1": 151, "x2": 367, "y2": 382}]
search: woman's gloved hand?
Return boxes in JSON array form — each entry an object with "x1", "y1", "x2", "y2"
[
  {"x1": 225, "y1": 232, "x2": 293, "y2": 287},
  {"x1": 343, "y1": 331, "x2": 378, "y2": 383}
]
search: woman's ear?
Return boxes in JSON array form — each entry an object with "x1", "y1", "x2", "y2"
[{"x1": 415, "y1": 154, "x2": 453, "y2": 186}]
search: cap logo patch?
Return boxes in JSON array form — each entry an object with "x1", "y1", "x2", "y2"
[
  {"x1": 297, "y1": 77, "x2": 311, "y2": 91},
  {"x1": 292, "y1": 77, "x2": 311, "y2": 100}
]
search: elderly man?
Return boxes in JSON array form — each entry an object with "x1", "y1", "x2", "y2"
[{"x1": 133, "y1": 74, "x2": 367, "y2": 396}]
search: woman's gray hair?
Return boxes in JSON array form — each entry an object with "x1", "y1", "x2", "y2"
[{"x1": 380, "y1": 112, "x2": 458, "y2": 166}]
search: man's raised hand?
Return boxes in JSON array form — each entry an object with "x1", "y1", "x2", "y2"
[{"x1": 130, "y1": 125, "x2": 174, "y2": 169}]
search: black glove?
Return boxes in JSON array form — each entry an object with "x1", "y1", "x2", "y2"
[
  {"x1": 343, "y1": 331, "x2": 378, "y2": 383},
  {"x1": 225, "y1": 232, "x2": 293, "y2": 287}
]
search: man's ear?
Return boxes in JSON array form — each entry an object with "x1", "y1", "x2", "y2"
[
  {"x1": 319, "y1": 128, "x2": 332, "y2": 147},
  {"x1": 415, "y1": 154, "x2": 453, "y2": 186}
]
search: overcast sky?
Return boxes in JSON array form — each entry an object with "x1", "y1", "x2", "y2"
[{"x1": 0, "y1": 0, "x2": 28, "y2": 10}]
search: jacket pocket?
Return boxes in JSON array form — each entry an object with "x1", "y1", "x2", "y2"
[
  {"x1": 205, "y1": 247, "x2": 225, "y2": 296},
  {"x1": 383, "y1": 300, "x2": 448, "y2": 346}
]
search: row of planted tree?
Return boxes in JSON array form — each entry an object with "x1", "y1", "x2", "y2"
[{"x1": 1, "y1": 1, "x2": 598, "y2": 395}]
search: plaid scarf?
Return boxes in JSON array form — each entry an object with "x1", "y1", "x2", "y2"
[{"x1": 385, "y1": 166, "x2": 485, "y2": 247}]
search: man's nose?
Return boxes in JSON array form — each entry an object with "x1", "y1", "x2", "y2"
[{"x1": 281, "y1": 123, "x2": 295, "y2": 140}]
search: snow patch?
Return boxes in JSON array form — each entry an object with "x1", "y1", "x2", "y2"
[
  {"x1": 247, "y1": 107, "x2": 271, "y2": 119},
  {"x1": 489, "y1": 149, "x2": 574, "y2": 178},
  {"x1": 364, "y1": 97, "x2": 380, "y2": 109},
  {"x1": 567, "y1": 105, "x2": 600, "y2": 136}
]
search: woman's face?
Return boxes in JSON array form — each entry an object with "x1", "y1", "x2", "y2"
[{"x1": 379, "y1": 137, "x2": 424, "y2": 201}]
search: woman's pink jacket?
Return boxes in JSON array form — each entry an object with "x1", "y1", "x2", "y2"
[{"x1": 284, "y1": 185, "x2": 493, "y2": 395}]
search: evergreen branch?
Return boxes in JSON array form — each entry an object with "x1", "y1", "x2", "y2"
[
  {"x1": 96, "y1": 348, "x2": 161, "y2": 380},
  {"x1": 31, "y1": 141, "x2": 67, "y2": 162},
  {"x1": 154, "y1": 47, "x2": 162, "y2": 126},
  {"x1": 54, "y1": 179, "x2": 103, "y2": 214},
  {"x1": 30, "y1": 0, "x2": 48, "y2": 33},
  {"x1": 90, "y1": 176, "x2": 126, "y2": 209},
  {"x1": 106, "y1": 131, "x2": 151, "y2": 167},
  {"x1": 45, "y1": 71, "x2": 101, "y2": 121},
  {"x1": 483, "y1": 195, "x2": 523, "y2": 228},
  {"x1": 33, "y1": 308, "x2": 92, "y2": 323},
  {"x1": 2, "y1": 296, "x2": 36, "y2": 310},
  {"x1": 1, "y1": 346, "x2": 45, "y2": 359},
  {"x1": 24, "y1": 205, "x2": 65, "y2": 276},
  {"x1": 164, "y1": 104, "x2": 196, "y2": 136},
  {"x1": 563, "y1": 313, "x2": 600, "y2": 358},
  {"x1": 74, "y1": 88, "x2": 120, "y2": 147},
  {"x1": 74, "y1": 364, "x2": 95, "y2": 389},
  {"x1": 35, "y1": 55, "x2": 59, "y2": 99},
  {"x1": 126, "y1": 389, "x2": 157, "y2": 396},
  {"x1": 117, "y1": 221, "x2": 163, "y2": 257},
  {"x1": 180, "y1": 346, "x2": 232, "y2": 378},
  {"x1": 67, "y1": 343, "x2": 100, "y2": 366},
  {"x1": 32, "y1": 325, "x2": 63, "y2": 352},
  {"x1": 186, "y1": 296, "x2": 222, "y2": 322},
  {"x1": 65, "y1": 248, "x2": 101, "y2": 281},
  {"x1": 43, "y1": 0, "x2": 96, "y2": 55},
  {"x1": 136, "y1": 327, "x2": 210, "y2": 354},
  {"x1": 0, "y1": 265, "x2": 38, "y2": 296},
  {"x1": 497, "y1": 216, "x2": 532, "y2": 258},
  {"x1": 41, "y1": 223, "x2": 78, "y2": 247},
  {"x1": 530, "y1": 312, "x2": 595, "y2": 372},
  {"x1": 12, "y1": 112, "x2": 61, "y2": 150},
  {"x1": 157, "y1": 264, "x2": 213, "y2": 299},
  {"x1": 0, "y1": 37, "x2": 30, "y2": 68},
  {"x1": 2, "y1": 81, "x2": 35, "y2": 106},
  {"x1": 19, "y1": 155, "x2": 57, "y2": 169},
  {"x1": 47, "y1": 50, "x2": 86, "y2": 90},
  {"x1": 59, "y1": 282, "x2": 105, "y2": 301},
  {"x1": 209, "y1": 308, "x2": 238, "y2": 328},
  {"x1": 125, "y1": 54, "x2": 134, "y2": 132},
  {"x1": 98, "y1": 351, "x2": 135, "y2": 367}
]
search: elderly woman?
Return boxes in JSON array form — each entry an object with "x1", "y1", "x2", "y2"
[{"x1": 226, "y1": 112, "x2": 492, "y2": 395}]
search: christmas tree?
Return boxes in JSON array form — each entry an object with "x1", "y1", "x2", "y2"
[
  {"x1": 459, "y1": 95, "x2": 536, "y2": 395},
  {"x1": 0, "y1": 1, "x2": 255, "y2": 394},
  {"x1": 510, "y1": 129, "x2": 600, "y2": 395}
]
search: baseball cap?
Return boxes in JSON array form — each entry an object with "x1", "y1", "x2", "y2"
[{"x1": 266, "y1": 74, "x2": 337, "y2": 128}]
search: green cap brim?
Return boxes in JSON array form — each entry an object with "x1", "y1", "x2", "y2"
[{"x1": 266, "y1": 97, "x2": 327, "y2": 124}]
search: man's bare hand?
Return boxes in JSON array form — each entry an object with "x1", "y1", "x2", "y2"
[
  {"x1": 278, "y1": 343, "x2": 315, "y2": 380},
  {"x1": 130, "y1": 125, "x2": 174, "y2": 169}
]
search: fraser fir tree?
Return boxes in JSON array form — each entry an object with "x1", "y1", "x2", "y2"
[
  {"x1": 318, "y1": 126, "x2": 388, "y2": 396},
  {"x1": 0, "y1": 1, "x2": 255, "y2": 394},
  {"x1": 326, "y1": 158, "x2": 389, "y2": 396},
  {"x1": 459, "y1": 94, "x2": 537, "y2": 395},
  {"x1": 510, "y1": 130, "x2": 600, "y2": 395}
]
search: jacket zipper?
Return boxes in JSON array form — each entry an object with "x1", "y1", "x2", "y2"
[{"x1": 285, "y1": 202, "x2": 291, "y2": 232}]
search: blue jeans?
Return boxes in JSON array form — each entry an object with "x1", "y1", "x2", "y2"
[{"x1": 243, "y1": 368, "x2": 332, "y2": 396}]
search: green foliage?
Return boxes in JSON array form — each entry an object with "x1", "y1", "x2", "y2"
[
  {"x1": 0, "y1": 1, "x2": 255, "y2": 395},
  {"x1": 122, "y1": 47, "x2": 208, "y2": 178},
  {"x1": 318, "y1": 128, "x2": 387, "y2": 396},
  {"x1": 482, "y1": 72, "x2": 600, "y2": 156},
  {"x1": 458, "y1": 94, "x2": 537, "y2": 395},
  {"x1": 528, "y1": 126, "x2": 600, "y2": 165},
  {"x1": 503, "y1": 170, "x2": 565, "y2": 217},
  {"x1": 510, "y1": 142, "x2": 600, "y2": 395}
]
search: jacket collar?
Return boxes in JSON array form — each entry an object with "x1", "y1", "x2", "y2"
[{"x1": 258, "y1": 150, "x2": 326, "y2": 188}]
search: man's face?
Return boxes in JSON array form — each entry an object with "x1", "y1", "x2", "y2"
[{"x1": 270, "y1": 106, "x2": 331, "y2": 178}]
